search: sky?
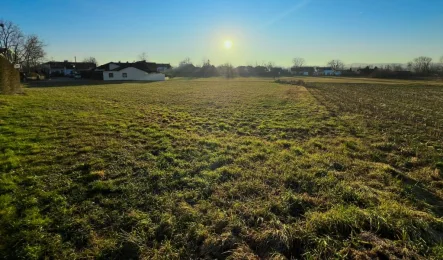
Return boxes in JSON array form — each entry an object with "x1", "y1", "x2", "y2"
[{"x1": 2, "y1": 0, "x2": 443, "y2": 67}]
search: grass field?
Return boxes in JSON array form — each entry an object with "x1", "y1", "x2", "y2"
[{"x1": 1, "y1": 78, "x2": 443, "y2": 259}]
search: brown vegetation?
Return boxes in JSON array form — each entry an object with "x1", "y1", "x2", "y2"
[
  {"x1": 0, "y1": 55, "x2": 21, "y2": 94},
  {"x1": 275, "y1": 79, "x2": 306, "y2": 86}
]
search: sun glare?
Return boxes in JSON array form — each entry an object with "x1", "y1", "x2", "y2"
[{"x1": 224, "y1": 40, "x2": 233, "y2": 49}]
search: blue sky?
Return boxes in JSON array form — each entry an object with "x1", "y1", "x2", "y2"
[{"x1": 2, "y1": 0, "x2": 443, "y2": 66}]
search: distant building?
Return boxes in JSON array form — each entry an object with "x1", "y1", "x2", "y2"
[
  {"x1": 316, "y1": 67, "x2": 342, "y2": 76},
  {"x1": 42, "y1": 61, "x2": 96, "y2": 76},
  {"x1": 291, "y1": 66, "x2": 315, "y2": 76},
  {"x1": 95, "y1": 61, "x2": 168, "y2": 81}
]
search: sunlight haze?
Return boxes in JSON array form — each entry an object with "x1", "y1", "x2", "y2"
[
  {"x1": 224, "y1": 40, "x2": 233, "y2": 49},
  {"x1": 2, "y1": 0, "x2": 443, "y2": 66}
]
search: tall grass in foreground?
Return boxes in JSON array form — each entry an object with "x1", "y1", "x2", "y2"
[{"x1": 0, "y1": 79, "x2": 443, "y2": 259}]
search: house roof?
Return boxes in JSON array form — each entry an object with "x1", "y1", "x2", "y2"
[
  {"x1": 96, "y1": 62, "x2": 125, "y2": 71},
  {"x1": 97, "y1": 61, "x2": 170, "y2": 73},
  {"x1": 43, "y1": 61, "x2": 96, "y2": 70},
  {"x1": 156, "y1": 63, "x2": 172, "y2": 69}
]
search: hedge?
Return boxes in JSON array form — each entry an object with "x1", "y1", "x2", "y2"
[{"x1": 0, "y1": 55, "x2": 21, "y2": 94}]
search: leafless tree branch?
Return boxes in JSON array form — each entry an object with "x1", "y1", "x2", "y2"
[{"x1": 292, "y1": 57, "x2": 305, "y2": 68}]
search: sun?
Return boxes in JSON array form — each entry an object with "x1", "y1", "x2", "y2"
[{"x1": 224, "y1": 40, "x2": 233, "y2": 49}]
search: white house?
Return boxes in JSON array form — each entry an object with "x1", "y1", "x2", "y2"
[
  {"x1": 316, "y1": 67, "x2": 342, "y2": 76},
  {"x1": 96, "y1": 61, "x2": 168, "y2": 81},
  {"x1": 290, "y1": 66, "x2": 315, "y2": 76},
  {"x1": 103, "y1": 67, "x2": 166, "y2": 81}
]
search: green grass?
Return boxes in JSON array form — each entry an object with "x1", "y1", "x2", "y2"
[{"x1": 1, "y1": 78, "x2": 443, "y2": 259}]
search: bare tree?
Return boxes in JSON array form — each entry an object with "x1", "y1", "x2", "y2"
[
  {"x1": 266, "y1": 61, "x2": 275, "y2": 72},
  {"x1": 179, "y1": 57, "x2": 192, "y2": 67},
  {"x1": 411, "y1": 56, "x2": 432, "y2": 74},
  {"x1": 292, "y1": 57, "x2": 305, "y2": 68},
  {"x1": 327, "y1": 60, "x2": 345, "y2": 70},
  {"x1": 391, "y1": 64, "x2": 403, "y2": 71},
  {"x1": 83, "y1": 57, "x2": 98, "y2": 66},
  {"x1": 218, "y1": 63, "x2": 235, "y2": 78},
  {"x1": 407, "y1": 62, "x2": 413, "y2": 71},
  {"x1": 429, "y1": 63, "x2": 440, "y2": 75},
  {"x1": 385, "y1": 64, "x2": 403, "y2": 71},
  {"x1": 202, "y1": 59, "x2": 211, "y2": 67},
  {"x1": 0, "y1": 19, "x2": 25, "y2": 64},
  {"x1": 138, "y1": 52, "x2": 148, "y2": 61},
  {"x1": 0, "y1": 19, "x2": 47, "y2": 70},
  {"x1": 22, "y1": 34, "x2": 46, "y2": 72}
]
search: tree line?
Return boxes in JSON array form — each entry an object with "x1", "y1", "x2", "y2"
[
  {"x1": 291, "y1": 58, "x2": 346, "y2": 70},
  {"x1": 295, "y1": 57, "x2": 443, "y2": 76},
  {"x1": 2, "y1": 19, "x2": 443, "y2": 78},
  {"x1": 170, "y1": 56, "x2": 443, "y2": 78},
  {"x1": 170, "y1": 58, "x2": 295, "y2": 78}
]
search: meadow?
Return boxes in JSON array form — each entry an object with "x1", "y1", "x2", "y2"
[{"x1": 1, "y1": 78, "x2": 443, "y2": 259}]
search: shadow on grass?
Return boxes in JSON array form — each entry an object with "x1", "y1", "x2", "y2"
[
  {"x1": 395, "y1": 170, "x2": 443, "y2": 217},
  {"x1": 306, "y1": 84, "x2": 443, "y2": 217},
  {"x1": 25, "y1": 78, "x2": 158, "y2": 88},
  {"x1": 387, "y1": 166, "x2": 443, "y2": 217}
]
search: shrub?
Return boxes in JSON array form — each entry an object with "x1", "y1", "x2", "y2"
[
  {"x1": 0, "y1": 56, "x2": 21, "y2": 94},
  {"x1": 275, "y1": 79, "x2": 306, "y2": 86}
]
